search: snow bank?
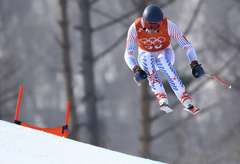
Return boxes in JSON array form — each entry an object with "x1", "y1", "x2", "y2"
[{"x1": 0, "y1": 120, "x2": 167, "y2": 164}]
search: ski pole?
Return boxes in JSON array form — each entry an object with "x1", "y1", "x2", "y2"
[
  {"x1": 204, "y1": 73, "x2": 231, "y2": 89},
  {"x1": 133, "y1": 76, "x2": 141, "y2": 86}
]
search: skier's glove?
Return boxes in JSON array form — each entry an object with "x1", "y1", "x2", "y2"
[
  {"x1": 133, "y1": 66, "x2": 147, "y2": 85},
  {"x1": 190, "y1": 61, "x2": 205, "y2": 78}
]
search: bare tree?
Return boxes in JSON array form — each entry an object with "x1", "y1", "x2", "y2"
[
  {"x1": 0, "y1": 0, "x2": 20, "y2": 120},
  {"x1": 76, "y1": 0, "x2": 100, "y2": 146},
  {"x1": 58, "y1": 0, "x2": 79, "y2": 140},
  {"x1": 75, "y1": 0, "x2": 140, "y2": 146},
  {"x1": 0, "y1": 56, "x2": 19, "y2": 120}
]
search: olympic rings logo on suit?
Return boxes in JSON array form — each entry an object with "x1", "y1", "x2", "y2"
[{"x1": 140, "y1": 37, "x2": 166, "y2": 45}]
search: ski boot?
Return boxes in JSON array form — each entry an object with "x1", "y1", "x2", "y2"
[
  {"x1": 179, "y1": 91, "x2": 200, "y2": 115},
  {"x1": 155, "y1": 93, "x2": 173, "y2": 113}
]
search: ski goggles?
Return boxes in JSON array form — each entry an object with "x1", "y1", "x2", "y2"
[{"x1": 143, "y1": 21, "x2": 162, "y2": 30}]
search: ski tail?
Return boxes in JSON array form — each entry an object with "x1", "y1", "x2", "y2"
[{"x1": 159, "y1": 103, "x2": 173, "y2": 113}]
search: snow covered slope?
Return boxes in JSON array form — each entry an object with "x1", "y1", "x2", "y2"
[{"x1": 0, "y1": 120, "x2": 167, "y2": 164}]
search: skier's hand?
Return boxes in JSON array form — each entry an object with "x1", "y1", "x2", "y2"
[
  {"x1": 190, "y1": 61, "x2": 205, "y2": 78},
  {"x1": 133, "y1": 66, "x2": 147, "y2": 83}
]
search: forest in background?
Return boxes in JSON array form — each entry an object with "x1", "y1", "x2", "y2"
[{"x1": 0, "y1": 0, "x2": 240, "y2": 164}]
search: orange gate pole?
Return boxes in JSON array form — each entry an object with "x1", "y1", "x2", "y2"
[
  {"x1": 14, "y1": 86, "x2": 23, "y2": 122},
  {"x1": 65, "y1": 102, "x2": 70, "y2": 126},
  {"x1": 62, "y1": 101, "x2": 70, "y2": 137}
]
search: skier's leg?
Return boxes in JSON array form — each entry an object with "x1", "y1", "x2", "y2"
[
  {"x1": 138, "y1": 51, "x2": 168, "y2": 107},
  {"x1": 156, "y1": 49, "x2": 194, "y2": 109}
]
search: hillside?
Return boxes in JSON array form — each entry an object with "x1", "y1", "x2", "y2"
[{"x1": 0, "y1": 120, "x2": 167, "y2": 164}]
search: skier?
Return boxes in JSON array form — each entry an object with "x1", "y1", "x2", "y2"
[{"x1": 124, "y1": 5, "x2": 205, "y2": 114}]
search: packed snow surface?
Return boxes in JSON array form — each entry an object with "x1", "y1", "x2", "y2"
[{"x1": 0, "y1": 120, "x2": 167, "y2": 164}]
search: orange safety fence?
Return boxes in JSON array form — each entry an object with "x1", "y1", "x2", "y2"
[
  {"x1": 14, "y1": 121, "x2": 68, "y2": 138},
  {"x1": 14, "y1": 86, "x2": 70, "y2": 138}
]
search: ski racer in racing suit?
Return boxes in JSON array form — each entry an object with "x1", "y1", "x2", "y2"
[{"x1": 124, "y1": 5, "x2": 205, "y2": 114}]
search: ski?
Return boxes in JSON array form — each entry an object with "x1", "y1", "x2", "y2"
[
  {"x1": 160, "y1": 106, "x2": 200, "y2": 114},
  {"x1": 160, "y1": 104, "x2": 200, "y2": 115},
  {"x1": 183, "y1": 106, "x2": 200, "y2": 115},
  {"x1": 160, "y1": 106, "x2": 173, "y2": 113}
]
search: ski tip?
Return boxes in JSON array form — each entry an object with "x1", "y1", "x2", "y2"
[{"x1": 228, "y1": 85, "x2": 232, "y2": 89}]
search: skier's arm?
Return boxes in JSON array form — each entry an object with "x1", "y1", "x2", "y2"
[
  {"x1": 167, "y1": 19, "x2": 197, "y2": 63},
  {"x1": 124, "y1": 23, "x2": 147, "y2": 84},
  {"x1": 168, "y1": 20, "x2": 204, "y2": 78},
  {"x1": 124, "y1": 22, "x2": 138, "y2": 71}
]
